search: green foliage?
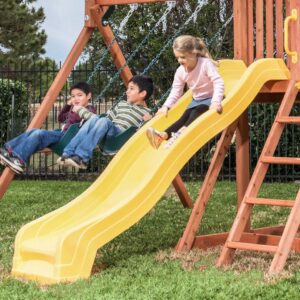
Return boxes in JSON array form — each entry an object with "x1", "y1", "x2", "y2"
[
  {"x1": 0, "y1": 0, "x2": 46, "y2": 64},
  {"x1": 0, "y1": 181, "x2": 300, "y2": 299},
  {"x1": 83, "y1": 0, "x2": 234, "y2": 101},
  {"x1": 22, "y1": 58, "x2": 59, "y2": 102},
  {"x1": 0, "y1": 79, "x2": 29, "y2": 145}
]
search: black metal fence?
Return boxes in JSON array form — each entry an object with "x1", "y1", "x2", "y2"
[{"x1": 0, "y1": 63, "x2": 299, "y2": 182}]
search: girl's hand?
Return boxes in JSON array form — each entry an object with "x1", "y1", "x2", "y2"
[
  {"x1": 210, "y1": 102, "x2": 223, "y2": 114},
  {"x1": 156, "y1": 106, "x2": 169, "y2": 116}
]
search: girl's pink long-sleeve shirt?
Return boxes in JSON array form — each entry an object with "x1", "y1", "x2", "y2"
[{"x1": 164, "y1": 57, "x2": 224, "y2": 108}]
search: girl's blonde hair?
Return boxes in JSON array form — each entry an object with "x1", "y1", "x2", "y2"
[{"x1": 173, "y1": 35, "x2": 218, "y2": 65}]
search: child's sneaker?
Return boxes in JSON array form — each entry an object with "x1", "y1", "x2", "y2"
[
  {"x1": 163, "y1": 131, "x2": 182, "y2": 149},
  {"x1": 146, "y1": 128, "x2": 168, "y2": 149},
  {"x1": 0, "y1": 147, "x2": 25, "y2": 174},
  {"x1": 65, "y1": 156, "x2": 87, "y2": 169},
  {"x1": 0, "y1": 147, "x2": 10, "y2": 165},
  {"x1": 57, "y1": 154, "x2": 69, "y2": 166}
]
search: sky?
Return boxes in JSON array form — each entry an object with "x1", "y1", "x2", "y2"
[{"x1": 33, "y1": 0, "x2": 85, "y2": 63}]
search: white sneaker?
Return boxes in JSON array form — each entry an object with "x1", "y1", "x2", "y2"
[{"x1": 163, "y1": 131, "x2": 182, "y2": 149}]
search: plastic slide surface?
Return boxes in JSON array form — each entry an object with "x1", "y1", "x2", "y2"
[{"x1": 11, "y1": 59, "x2": 290, "y2": 284}]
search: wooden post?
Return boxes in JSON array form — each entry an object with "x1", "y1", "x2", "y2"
[
  {"x1": 233, "y1": 0, "x2": 250, "y2": 209},
  {"x1": 28, "y1": 27, "x2": 93, "y2": 130},
  {"x1": 0, "y1": 27, "x2": 93, "y2": 199},
  {"x1": 176, "y1": 123, "x2": 238, "y2": 251},
  {"x1": 96, "y1": 0, "x2": 168, "y2": 4},
  {"x1": 172, "y1": 175, "x2": 193, "y2": 209},
  {"x1": 90, "y1": 5, "x2": 133, "y2": 85}
]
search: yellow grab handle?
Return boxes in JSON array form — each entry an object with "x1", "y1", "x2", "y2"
[{"x1": 284, "y1": 9, "x2": 298, "y2": 64}]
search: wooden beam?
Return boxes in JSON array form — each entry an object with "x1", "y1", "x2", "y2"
[
  {"x1": 276, "y1": 0, "x2": 284, "y2": 58},
  {"x1": 266, "y1": 0, "x2": 274, "y2": 58},
  {"x1": 269, "y1": 189, "x2": 300, "y2": 273},
  {"x1": 256, "y1": 0, "x2": 264, "y2": 59},
  {"x1": 0, "y1": 27, "x2": 93, "y2": 199},
  {"x1": 236, "y1": 112, "x2": 250, "y2": 209},
  {"x1": 90, "y1": 5, "x2": 133, "y2": 86},
  {"x1": 176, "y1": 122, "x2": 237, "y2": 251},
  {"x1": 96, "y1": 0, "x2": 170, "y2": 5},
  {"x1": 247, "y1": 0, "x2": 254, "y2": 63},
  {"x1": 233, "y1": 0, "x2": 250, "y2": 212},
  {"x1": 191, "y1": 226, "x2": 287, "y2": 250},
  {"x1": 192, "y1": 232, "x2": 229, "y2": 250},
  {"x1": 85, "y1": 0, "x2": 98, "y2": 28},
  {"x1": 172, "y1": 175, "x2": 193, "y2": 209},
  {"x1": 217, "y1": 80, "x2": 299, "y2": 267},
  {"x1": 234, "y1": 0, "x2": 248, "y2": 62},
  {"x1": 29, "y1": 27, "x2": 93, "y2": 130},
  {"x1": 260, "y1": 80, "x2": 290, "y2": 93},
  {"x1": 241, "y1": 232, "x2": 300, "y2": 253}
]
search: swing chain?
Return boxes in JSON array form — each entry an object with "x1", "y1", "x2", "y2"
[
  {"x1": 142, "y1": 0, "x2": 207, "y2": 76},
  {"x1": 87, "y1": 4, "x2": 139, "y2": 84},
  {"x1": 94, "y1": 3, "x2": 176, "y2": 102},
  {"x1": 149, "y1": 11, "x2": 234, "y2": 112}
]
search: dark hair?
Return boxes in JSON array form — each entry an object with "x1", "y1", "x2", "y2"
[
  {"x1": 69, "y1": 82, "x2": 92, "y2": 95},
  {"x1": 129, "y1": 75, "x2": 154, "y2": 101}
]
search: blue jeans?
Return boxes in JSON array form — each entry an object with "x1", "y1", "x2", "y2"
[
  {"x1": 62, "y1": 116, "x2": 122, "y2": 162},
  {"x1": 5, "y1": 129, "x2": 64, "y2": 162},
  {"x1": 187, "y1": 97, "x2": 212, "y2": 109}
]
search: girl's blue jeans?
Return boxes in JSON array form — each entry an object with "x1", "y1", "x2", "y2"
[
  {"x1": 62, "y1": 116, "x2": 122, "y2": 162},
  {"x1": 5, "y1": 129, "x2": 64, "y2": 163}
]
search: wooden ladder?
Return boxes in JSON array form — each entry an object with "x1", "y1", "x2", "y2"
[{"x1": 217, "y1": 79, "x2": 300, "y2": 274}]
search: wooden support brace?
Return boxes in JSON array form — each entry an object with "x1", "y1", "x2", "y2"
[
  {"x1": 172, "y1": 175, "x2": 193, "y2": 209},
  {"x1": 269, "y1": 188, "x2": 300, "y2": 273},
  {"x1": 96, "y1": 0, "x2": 170, "y2": 5},
  {"x1": 90, "y1": 5, "x2": 133, "y2": 86},
  {"x1": 176, "y1": 122, "x2": 238, "y2": 251},
  {"x1": 217, "y1": 80, "x2": 299, "y2": 267},
  {"x1": 0, "y1": 27, "x2": 93, "y2": 200}
]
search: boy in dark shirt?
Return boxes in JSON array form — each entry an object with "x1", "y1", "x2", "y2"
[
  {"x1": 57, "y1": 75, "x2": 153, "y2": 169},
  {"x1": 0, "y1": 82, "x2": 96, "y2": 174}
]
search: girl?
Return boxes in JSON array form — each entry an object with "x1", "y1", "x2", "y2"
[{"x1": 147, "y1": 35, "x2": 224, "y2": 149}]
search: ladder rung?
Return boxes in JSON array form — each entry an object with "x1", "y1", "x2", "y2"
[
  {"x1": 277, "y1": 116, "x2": 300, "y2": 124},
  {"x1": 227, "y1": 241, "x2": 277, "y2": 252},
  {"x1": 246, "y1": 197, "x2": 295, "y2": 207},
  {"x1": 261, "y1": 156, "x2": 300, "y2": 165}
]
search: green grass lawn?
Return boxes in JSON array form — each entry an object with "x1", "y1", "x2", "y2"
[{"x1": 0, "y1": 180, "x2": 300, "y2": 299}]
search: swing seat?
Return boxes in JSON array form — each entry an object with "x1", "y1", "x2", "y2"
[
  {"x1": 99, "y1": 126, "x2": 137, "y2": 156},
  {"x1": 50, "y1": 114, "x2": 137, "y2": 156},
  {"x1": 50, "y1": 124, "x2": 81, "y2": 156}
]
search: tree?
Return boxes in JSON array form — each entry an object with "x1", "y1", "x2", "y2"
[
  {"x1": 0, "y1": 0, "x2": 47, "y2": 64},
  {"x1": 0, "y1": 79, "x2": 29, "y2": 144}
]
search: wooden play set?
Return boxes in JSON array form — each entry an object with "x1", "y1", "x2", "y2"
[
  {"x1": 1, "y1": 0, "x2": 300, "y2": 280},
  {"x1": 178, "y1": 0, "x2": 300, "y2": 274}
]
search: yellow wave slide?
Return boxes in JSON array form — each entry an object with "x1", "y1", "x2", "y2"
[{"x1": 11, "y1": 59, "x2": 290, "y2": 284}]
